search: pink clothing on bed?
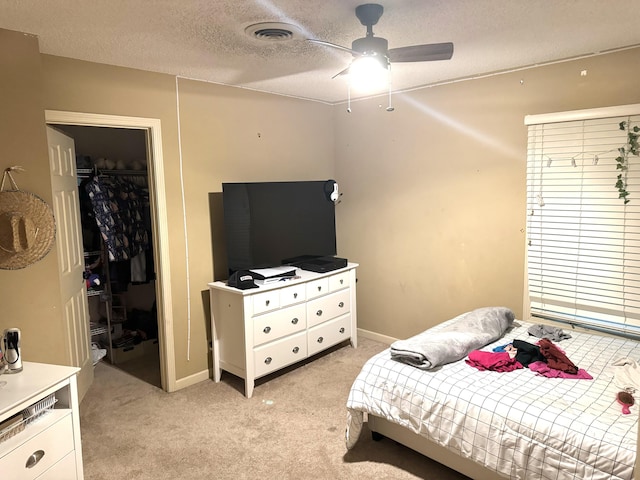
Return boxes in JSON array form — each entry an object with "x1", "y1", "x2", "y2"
[
  {"x1": 466, "y1": 350, "x2": 524, "y2": 372},
  {"x1": 528, "y1": 361, "x2": 593, "y2": 379}
]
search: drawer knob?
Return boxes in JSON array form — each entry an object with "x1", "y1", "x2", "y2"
[
  {"x1": 340, "y1": 279, "x2": 344, "y2": 284},
  {"x1": 316, "y1": 309, "x2": 323, "y2": 316},
  {"x1": 25, "y1": 450, "x2": 45, "y2": 469},
  {"x1": 293, "y1": 346, "x2": 300, "y2": 354},
  {"x1": 338, "y1": 301, "x2": 344, "y2": 308},
  {"x1": 339, "y1": 327, "x2": 345, "y2": 334},
  {"x1": 265, "y1": 300, "x2": 270, "y2": 306},
  {"x1": 294, "y1": 293, "x2": 298, "y2": 299},
  {"x1": 317, "y1": 286, "x2": 322, "y2": 292},
  {"x1": 291, "y1": 317, "x2": 299, "y2": 325},
  {"x1": 263, "y1": 326, "x2": 271, "y2": 334},
  {"x1": 264, "y1": 357, "x2": 272, "y2": 365},
  {"x1": 317, "y1": 336, "x2": 324, "y2": 344}
]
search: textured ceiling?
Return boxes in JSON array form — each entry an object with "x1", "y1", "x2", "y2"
[{"x1": 1, "y1": 0, "x2": 639, "y2": 104}]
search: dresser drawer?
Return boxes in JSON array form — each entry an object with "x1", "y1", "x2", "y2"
[
  {"x1": 0, "y1": 412, "x2": 74, "y2": 480},
  {"x1": 36, "y1": 450, "x2": 77, "y2": 479},
  {"x1": 253, "y1": 303, "x2": 306, "y2": 347},
  {"x1": 279, "y1": 283, "x2": 306, "y2": 307},
  {"x1": 306, "y1": 277, "x2": 330, "y2": 299},
  {"x1": 329, "y1": 271, "x2": 350, "y2": 291},
  {"x1": 306, "y1": 289, "x2": 351, "y2": 328},
  {"x1": 254, "y1": 332, "x2": 308, "y2": 378},
  {"x1": 308, "y1": 314, "x2": 352, "y2": 356},
  {"x1": 252, "y1": 290, "x2": 280, "y2": 315}
]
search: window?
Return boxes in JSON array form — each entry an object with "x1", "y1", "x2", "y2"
[{"x1": 525, "y1": 104, "x2": 640, "y2": 334}]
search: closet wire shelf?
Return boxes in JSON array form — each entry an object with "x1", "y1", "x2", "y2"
[
  {"x1": 0, "y1": 393, "x2": 57, "y2": 444},
  {"x1": 90, "y1": 322, "x2": 108, "y2": 336}
]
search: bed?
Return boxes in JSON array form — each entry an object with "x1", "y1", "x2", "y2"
[{"x1": 345, "y1": 310, "x2": 640, "y2": 480}]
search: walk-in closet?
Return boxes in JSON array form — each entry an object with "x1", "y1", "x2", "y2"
[{"x1": 54, "y1": 124, "x2": 161, "y2": 388}]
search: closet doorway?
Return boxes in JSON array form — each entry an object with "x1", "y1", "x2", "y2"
[{"x1": 45, "y1": 111, "x2": 176, "y2": 392}]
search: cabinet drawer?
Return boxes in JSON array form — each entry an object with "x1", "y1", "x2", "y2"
[
  {"x1": 306, "y1": 289, "x2": 351, "y2": 328},
  {"x1": 0, "y1": 412, "x2": 74, "y2": 480},
  {"x1": 279, "y1": 283, "x2": 306, "y2": 307},
  {"x1": 254, "y1": 332, "x2": 308, "y2": 378},
  {"x1": 308, "y1": 314, "x2": 352, "y2": 356},
  {"x1": 253, "y1": 303, "x2": 306, "y2": 347},
  {"x1": 306, "y1": 277, "x2": 330, "y2": 299},
  {"x1": 36, "y1": 450, "x2": 77, "y2": 479},
  {"x1": 252, "y1": 290, "x2": 280, "y2": 315},
  {"x1": 329, "y1": 271, "x2": 350, "y2": 291}
]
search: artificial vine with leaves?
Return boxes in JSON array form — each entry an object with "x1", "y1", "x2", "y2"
[{"x1": 615, "y1": 120, "x2": 640, "y2": 204}]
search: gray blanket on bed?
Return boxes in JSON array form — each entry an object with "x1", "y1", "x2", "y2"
[{"x1": 390, "y1": 306, "x2": 515, "y2": 370}]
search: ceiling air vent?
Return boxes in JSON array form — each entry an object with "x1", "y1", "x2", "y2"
[{"x1": 244, "y1": 22, "x2": 303, "y2": 42}]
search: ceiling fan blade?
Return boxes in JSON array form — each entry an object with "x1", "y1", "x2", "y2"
[
  {"x1": 331, "y1": 65, "x2": 351, "y2": 79},
  {"x1": 388, "y1": 42, "x2": 454, "y2": 63},
  {"x1": 307, "y1": 38, "x2": 358, "y2": 56}
]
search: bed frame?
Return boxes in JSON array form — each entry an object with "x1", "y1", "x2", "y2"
[
  {"x1": 368, "y1": 414, "x2": 501, "y2": 479},
  {"x1": 361, "y1": 319, "x2": 640, "y2": 479},
  {"x1": 368, "y1": 386, "x2": 640, "y2": 479}
]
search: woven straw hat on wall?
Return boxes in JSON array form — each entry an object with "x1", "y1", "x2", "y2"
[{"x1": 0, "y1": 167, "x2": 56, "y2": 270}]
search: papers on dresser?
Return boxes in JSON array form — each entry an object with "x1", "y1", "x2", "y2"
[{"x1": 249, "y1": 266, "x2": 297, "y2": 285}]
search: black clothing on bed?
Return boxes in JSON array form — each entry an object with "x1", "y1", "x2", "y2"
[{"x1": 512, "y1": 340, "x2": 546, "y2": 367}]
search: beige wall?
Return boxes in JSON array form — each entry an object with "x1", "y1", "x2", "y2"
[
  {"x1": 175, "y1": 78, "x2": 335, "y2": 372},
  {"x1": 334, "y1": 47, "x2": 640, "y2": 339},
  {"x1": 38, "y1": 54, "x2": 334, "y2": 382},
  {"x1": 0, "y1": 30, "x2": 67, "y2": 364},
  {"x1": 3, "y1": 25, "x2": 640, "y2": 387}
]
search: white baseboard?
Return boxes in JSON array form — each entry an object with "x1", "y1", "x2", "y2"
[
  {"x1": 357, "y1": 327, "x2": 397, "y2": 345},
  {"x1": 172, "y1": 328, "x2": 397, "y2": 391}
]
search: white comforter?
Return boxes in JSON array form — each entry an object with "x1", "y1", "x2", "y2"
[{"x1": 346, "y1": 320, "x2": 639, "y2": 480}]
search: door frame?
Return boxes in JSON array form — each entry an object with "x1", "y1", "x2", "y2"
[{"x1": 45, "y1": 110, "x2": 176, "y2": 392}]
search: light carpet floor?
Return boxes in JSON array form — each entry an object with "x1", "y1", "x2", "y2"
[{"x1": 79, "y1": 337, "x2": 469, "y2": 480}]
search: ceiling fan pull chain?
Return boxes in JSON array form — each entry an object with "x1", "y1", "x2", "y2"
[
  {"x1": 347, "y1": 81, "x2": 352, "y2": 113},
  {"x1": 386, "y1": 72, "x2": 394, "y2": 112}
]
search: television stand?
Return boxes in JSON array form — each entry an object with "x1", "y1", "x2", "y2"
[{"x1": 208, "y1": 263, "x2": 358, "y2": 398}]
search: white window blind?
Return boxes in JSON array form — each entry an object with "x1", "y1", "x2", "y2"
[{"x1": 526, "y1": 105, "x2": 640, "y2": 335}]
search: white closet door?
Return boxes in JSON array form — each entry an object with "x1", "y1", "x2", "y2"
[{"x1": 47, "y1": 126, "x2": 93, "y2": 400}]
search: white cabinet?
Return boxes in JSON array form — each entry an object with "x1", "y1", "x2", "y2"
[
  {"x1": 0, "y1": 362, "x2": 83, "y2": 479},
  {"x1": 209, "y1": 263, "x2": 358, "y2": 398}
]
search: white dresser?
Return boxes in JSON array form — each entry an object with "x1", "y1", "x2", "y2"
[
  {"x1": 209, "y1": 263, "x2": 358, "y2": 398},
  {"x1": 0, "y1": 362, "x2": 84, "y2": 479}
]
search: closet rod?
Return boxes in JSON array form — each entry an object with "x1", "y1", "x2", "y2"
[{"x1": 77, "y1": 168, "x2": 147, "y2": 177}]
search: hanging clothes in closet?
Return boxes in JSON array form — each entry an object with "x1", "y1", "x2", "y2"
[{"x1": 85, "y1": 174, "x2": 151, "y2": 292}]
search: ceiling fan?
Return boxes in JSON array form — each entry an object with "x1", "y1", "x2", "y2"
[{"x1": 308, "y1": 3, "x2": 454, "y2": 80}]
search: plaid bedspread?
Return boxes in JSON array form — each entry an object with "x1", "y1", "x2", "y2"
[{"x1": 346, "y1": 320, "x2": 639, "y2": 480}]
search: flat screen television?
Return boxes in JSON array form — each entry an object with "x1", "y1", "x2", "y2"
[{"x1": 222, "y1": 181, "x2": 337, "y2": 273}]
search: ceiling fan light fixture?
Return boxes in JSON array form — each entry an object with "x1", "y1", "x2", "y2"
[
  {"x1": 349, "y1": 54, "x2": 389, "y2": 93},
  {"x1": 307, "y1": 3, "x2": 453, "y2": 107}
]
